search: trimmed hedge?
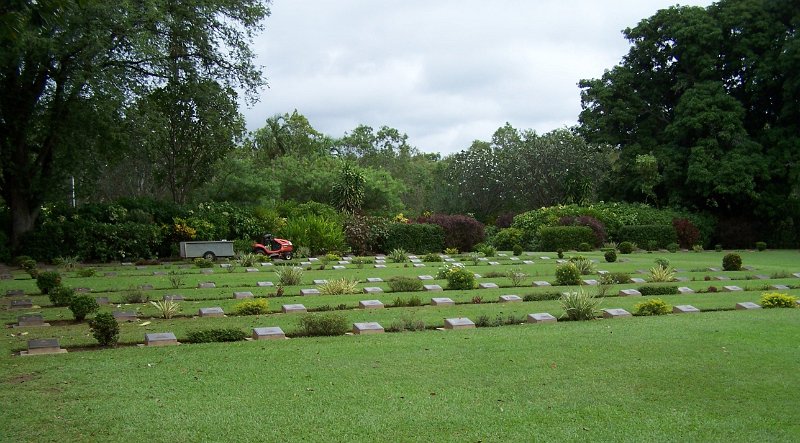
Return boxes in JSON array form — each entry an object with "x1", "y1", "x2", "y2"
[
  {"x1": 538, "y1": 226, "x2": 595, "y2": 251},
  {"x1": 638, "y1": 286, "x2": 680, "y2": 296},
  {"x1": 617, "y1": 225, "x2": 677, "y2": 249},
  {"x1": 383, "y1": 223, "x2": 445, "y2": 254},
  {"x1": 419, "y1": 214, "x2": 485, "y2": 253}
]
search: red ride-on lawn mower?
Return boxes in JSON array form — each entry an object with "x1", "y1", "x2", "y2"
[{"x1": 252, "y1": 234, "x2": 294, "y2": 260}]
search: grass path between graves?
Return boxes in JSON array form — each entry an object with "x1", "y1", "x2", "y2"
[{"x1": 1, "y1": 308, "x2": 798, "y2": 442}]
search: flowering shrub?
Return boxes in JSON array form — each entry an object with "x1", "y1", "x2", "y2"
[{"x1": 442, "y1": 265, "x2": 475, "y2": 290}]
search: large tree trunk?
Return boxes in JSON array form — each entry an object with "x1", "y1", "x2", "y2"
[{"x1": 8, "y1": 187, "x2": 40, "y2": 251}]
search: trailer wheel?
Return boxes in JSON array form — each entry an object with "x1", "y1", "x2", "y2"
[
  {"x1": 283, "y1": 252, "x2": 293, "y2": 260},
  {"x1": 253, "y1": 249, "x2": 266, "y2": 256},
  {"x1": 202, "y1": 251, "x2": 216, "y2": 261}
]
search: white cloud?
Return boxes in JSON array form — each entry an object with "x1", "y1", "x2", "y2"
[{"x1": 242, "y1": 0, "x2": 715, "y2": 154}]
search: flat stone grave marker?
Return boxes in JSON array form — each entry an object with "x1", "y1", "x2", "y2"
[
  {"x1": 488, "y1": 261, "x2": 501, "y2": 266},
  {"x1": 375, "y1": 255, "x2": 386, "y2": 260},
  {"x1": 479, "y1": 257, "x2": 488, "y2": 261},
  {"x1": 25, "y1": 338, "x2": 65, "y2": 355},
  {"x1": 113, "y1": 311, "x2": 137, "y2": 322},
  {"x1": 444, "y1": 258, "x2": 456, "y2": 262},
  {"x1": 300, "y1": 288, "x2": 320, "y2": 296},
  {"x1": 220, "y1": 263, "x2": 232, "y2": 268},
  {"x1": 532, "y1": 281, "x2": 551, "y2": 287},
  {"x1": 408, "y1": 255, "x2": 418, "y2": 259},
  {"x1": 375, "y1": 259, "x2": 386, "y2": 264},
  {"x1": 300, "y1": 262, "x2": 312, "y2": 267},
  {"x1": 410, "y1": 259, "x2": 422, "y2": 263},
  {"x1": 440, "y1": 255, "x2": 450, "y2": 259},
  {"x1": 257, "y1": 281, "x2": 274, "y2": 287},
  {"x1": 104, "y1": 272, "x2": 118, "y2": 277},
  {"x1": 675, "y1": 277, "x2": 689, "y2": 282},
  {"x1": 163, "y1": 295, "x2": 184, "y2": 301},
  {"x1": 742, "y1": 265, "x2": 755, "y2": 271},
  {"x1": 0, "y1": 274, "x2": 13, "y2": 280},
  {"x1": 198, "y1": 282, "x2": 216, "y2": 289},
  {"x1": 499, "y1": 295, "x2": 522, "y2": 303},
  {"x1": 715, "y1": 276, "x2": 731, "y2": 281},
  {"x1": 770, "y1": 284, "x2": 790, "y2": 290},
  {"x1": 145, "y1": 332, "x2": 178, "y2": 346},
  {"x1": 418, "y1": 275, "x2": 434, "y2": 280},
  {"x1": 75, "y1": 287, "x2": 91, "y2": 293},
  {"x1": 678, "y1": 287, "x2": 695, "y2": 294},
  {"x1": 619, "y1": 289, "x2": 642, "y2": 296},
  {"x1": 6, "y1": 289, "x2": 24, "y2": 296},
  {"x1": 753, "y1": 274, "x2": 770, "y2": 280},
  {"x1": 246, "y1": 268, "x2": 259, "y2": 273},
  {"x1": 199, "y1": 307, "x2": 224, "y2": 317},
  {"x1": 233, "y1": 291, "x2": 253, "y2": 299},
  {"x1": 252, "y1": 327, "x2": 286, "y2": 340},
  {"x1": 636, "y1": 269, "x2": 648, "y2": 274},
  {"x1": 423, "y1": 284, "x2": 443, "y2": 292},
  {"x1": 527, "y1": 313, "x2": 557, "y2": 324},
  {"x1": 353, "y1": 322, "x2": 384, "y2": 335},
  {"x1": 473, "y1": 274, "x2": 482, "y2": 279},
  {"x1": 332, "y1": 266, "x2": 346, "y2": 270},
  {"x1": 498, "y1": 253, "x2": 508, "y2": 257},
  {"x1": 707, "y1": 267, "x2": 721, "y2": 272},
  {"x1": 363, "y1": 287, "x2": 383, "y2": 294},
  {"x1": 136, "y1": 265, "x2": 147, "y2": 270},
  {"x1": 792, "y1": 272, "x2": 800, "y2": 278},
  {"x1": 444, "y1": 317, "x2": 475, "y2": 330},
  {"x1": 597, "y1": 270, "x2": 609, "y2": 275},
  {"x1": 556, "y1": 259, "x2": 567, "y2": 264},
  {"x1": 121, "y1": 262, "x2": 133, "y2": 266},
  {"x1": 722, "y1": 285, "x2": 743, "y2": 292},
  {"x1": 523, "y1": 260, "x2": 535, "y2": 265},
  {"x1": 630, "y1": 278, "x2": 646, "y2": 284},
  {"x1": 10, "y1": 299, "x2": 33, "y2": 309},
  {"x1": 261, "y1": 262, "x2": 274, "y2": 267},
  {"x1": 602, "y1": 308, "x2": 632, "y2": 319},
  {"x1": 95, "y1": 297, "x2": 109, "y2": 305},
  {"x1": 313, "y1": 279, "x2": 328, "y2": 285},
  {"x1": 359, "y1": 300, "x2": 384, "y2": 309},
  {"x1": 510, "y1": 257, "x2": 520, "y2": 261},
  {"x1": 539, "y1": 256, "x2": 551, "y2": 260},
  {"x1": 282, "y1": 304, "x2": 307, "y2": 313},
  {"x1": 179, "y1": 264, "x2": 192, "y2": 269},
  {"x1": 367, "y1": 277, "x2": 383, "y2": 283},
  {"x1": 673, "y1": 305, "x2": 700, "y2": 314},
  {"x1": 338, "y1": 260, "x2": 351, "y2": 265},
  {"x1": 735, "y1": 302, "x2": 761, "y2": 310},
  {"x1": 479, "y1": 282, "x2": 499, "y2": 289},
  {"x1": 582, "y1": 279, "x2": 599, "y2": 286},
  {"x1": 413, "y1": 264, "x2": 426, "y2": 268},
  {"x1": 139, "y1": 284, "x2": 154, "y2": 290},
  {"x1": 374, "y1": 264, "x2": 387, "y2": 269},
  {"x1": 431, "y1": 297, "x2": 454, "y2": 306},
  {"x1": 152, "y1": 271, "x2": 166, "y2": 276},
  {"x1": 16, "y1": 314, "x2": 48, "y2": 327},
  {"x1": 200, "y1": 269, "x2": 214, "y2": 275}
]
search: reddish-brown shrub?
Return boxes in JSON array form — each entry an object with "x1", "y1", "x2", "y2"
[
  {"x1": 672, "y1": 218, "x2": 700, "y2": 248},
  {"x1": 418, "y1": 214, "x2": 485, "y2": 253},
  {"x1": 558, "y1": 216, "x2": 606, "y2": 246}
]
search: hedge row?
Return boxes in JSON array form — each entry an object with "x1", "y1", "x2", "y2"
[
  {"x1": 383, "y1": 223, "x2": 445, "y2": 254},
  {"x1": 538, "y1": 226, "x2": 595, "y2": 251},
  {"x1": 617, "y1": 225, "x2": 678, "y2": 249}
]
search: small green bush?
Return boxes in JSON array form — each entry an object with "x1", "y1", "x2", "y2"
[
  {"x1": 538, "y1": 226, "x2": 595, "y2": 251},
  {"x1": 577, "y1": 242, "x2": 592, "y2": 252},
  {"x1": 388, "y1": 248, "x2": 408, "y2": 263},
  {"x1": 388, "y1": 276, "x2": 423, "y2": 292},
  {"x1": 555, "y1": 262, "x2": 581, "y2": 286},
  {"x1": 523, "y1": 292, "x2": 560, "y2": 302},
  {"x1": 692, "y1": 244, "x2": 704, "y2": 253},
  {"x1": 759, "y1": 292, "x2": 797, "y2": 308},
  {"x1": 618, "y1": 241, "x2": 635, "y2": 254},
  {"x1": 123, "y1": 288, "x2": 149, "y2": 304},
  {"x1": 232, "y1": 298, "x2": 269, "y2": 315},
  {"x1": 89, "y1": 313, "x2": 120, "y2": 347},
  {"x1": 444, "y1": 265, "x2": 476, "y2": 290},
  {"x1": 186, "y1": 328, "x2": 248, "y2": 343},
  {"x1": 604, "y1": 250, "x2": 617, "y2": 263},
  {"x1": 298, "y1": 313, "x2": 349, "y2": 337},
  {"x1": 617, "y1": 225, "x2": 677, "y2": 249},
  {"x1": 318, "y1": 278, "x2": 359, "y2": 295},
  {"x1": 569, "y1": 256, "x2": 596, "y2": 275},
  {"x1": 36, "y1": 271, "x2": 62, "y2": 295},
  {"x1": 507, "y1": 268, "x2": 526, "y2": 287},
  {"x1": 648, "y1": 266, "x2": 676, "y2": 282},
  {"x1": 755, "y1": 241, "x2": 767, "y2": 251},
  {"x1": 722, "y1": 253, "x2": 742, "y2": 271},
  {"x1": 387, "y1": 315, "x2": 426, "y2": 332},
  {"x1": 512, "y1": 244, "x2": 523, "y2": 256},
  {"x1": 383, "y1": 223, "x2": 445, "y2": 254},
  {"x1": 475, "y1": 243, "x2": 497, "y2": 257},
  {"x1": 423, "y1": 253, "x2": 442, "y2": 262},
  {"x1": 638, "y1": 286, "x2": 679, "y2": 296},
  {"x1": 560, "y1": 288, "x2": 601, "y2": 320},
  {"x1": 634, "y1": 298, "x2": 671, "y2": 316},
  {"x1": 193, "y1": 258, "x2": 214, "y2": 268},
  {"x1": 275, "y1": 266, "x2": 304, "y2": 286},
  {"x1": 19, "y1": 258, "x2": 38, "y2": 278},
  {"x1": 150, "y1": 299, "x2": 181, "y2": 319},
  {"x1": 557, "y1": 249, "x2": 564, "y2": 259},
  {"x1": 444, "y1": 247, "x2": 459, "y2": 255},
  {"x1": 49, "y1": 286, "x2": 75, "y2": 307},
  {"x1": 666, "y1": 243, "x2": 679, "y2": 253},
  {"x1": 392, "y1": 295, "x2": 423, "y2": 307},
  {"x1": 76, "y1": 267, "x2": 97, "y2": 278},
  {"x1": 69, "y1": 294, "x2": 99, "y2": 321},
  {"x1": 600, "y1": 272, "x2": 632, "y2": 285},
  {"x1": 714, "y1": 244, "x2": 723, "y2": 252}
]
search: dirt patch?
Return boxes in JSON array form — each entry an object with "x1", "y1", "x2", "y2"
[{"x1": 7, "y1": 372, "x2": 39, "y2": 384}]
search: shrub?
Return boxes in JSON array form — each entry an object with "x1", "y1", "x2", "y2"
[
  {"x1": 76, "y1": 267, "x2": 96, "y2": 278},
  {"x1": 654, "y1": 257, "x2": 670, "y2": 269},
  {"x1": 604, "y1": 250, "x2": 617, "y2": 263},
  {"x1": 558, "y1": 215, "x2": 607, "y2": 246},
  {"x1": 318, "y1": 278, "x2": 359, "y2": 295},
  {"x1": 49, "y1": 286, "x2": 75, "y2": 307},
  {"x1": 577, "y1": 242, "x2": 592, "y2": 252},
  {"x1": 388, "y1": 248, "x2": 408, "y2": 263},
  {"x1": 672, "y1": 218, "x2": 701, "y2": 249},
  {"x1": 89, "y1": 313, "x2": 119, "y2": 347},
  {"x1": 151, "y1": 299, "x2": 182, "y2": 319},
  {"x1": 298, "y1": 313, "x2": 349, "y2": 337},
  {"x1": 666, "y1": 242, "x2": 679, "y2": 253},
  {"x1": 275, "y1": 266, "x2": 304, "y2": 286},
  {"x1": 538, "y1": 226, "x2": 595, "y2": 251},
  {"x1": 194, "y1": 258, "x2": 214, "y2": 268},
  {"x1": 167, "y1": 270, "x2": 185, "y2": 289},
  {"x1": 618, "y1": 225, "x2": 677, "y2": 249},
  {"x1": 634, "y1": 298, "x2": 671, "y2": 316},
  {"x1": 555, "y1": 262, "x2": 581, "y2": 286},
  {"x1": 523, "y1": 292, "x2": 561, "y2": 302},
  {"x1": 343, "y1": 215, "x2": 391, "y2": 256},
  {"x1": 36, "y1": 271, "x2": 62, "y2": 295},
  {"x1": 444, "y1": 265, "x2": 476, "y2": 290},
  {"x1": 714, "y1": 244, "x2": 723, "y2": 252},
  {"x1": 393, "y1": 295, "x2": 423, "y2": 307},
  {"x1": 123, "y1": 288, "x2": 149, "y2": 304},
  {"x1": 560, "y1": 288, "x2": 601, "y2": 320},
  {"x1": 383, "y1": 223, "x2": 445, "y2": 254},
  {"x1": 557, "y1": 249, "x2": 564, "y2": 259},
  {"x1": 236, "y1": 252, "x2": 259, "y2": 267},
  {"x1": 692, "y1": 245, "x2": 704, "y2": 253},
  {"x1": 618, "y1": 241, "x2": 635, "y2": 254},
  {"x1": 388, "y1": 276, "x2": 423, "y2": 292},
  {"x1": 759, "y1": 292, "x2": 797, "y2": 308},
  {"x1": 638, "y1": 286, "x2": 679, "y2": 296},
  {"x1": 722, "y1": 253, "x2": 742, "y2": 271},
  {"x1": 468, "y1": 252, "x2": 481, "y2": 265},
  {"x1": 232, "y1": 298, "x2": 269, "y2": 315},
  {"x1": 423, "y1": 253, "x2": 442, "y2": 262},
  {"x1": 387, "y1": 316, "x2": 426, "y2": 332},
  {"x1": 277, "y1": 214, "x2": 346, "y2": 255},
  {"x1": 475, "y1": 243, "x2": 497, "y2": 257},
  {"x1": 418, "y1": 214, "x2": 485, "y2": 253},
  {"x1": 471, "y1": 296, "x2": 483, "y2": 304},
  {"x1": 69, "y1": 294, "x2": 99, "y2": 321},
  {"x1": 755, "y1": 241, "x2": 767, "y2": 251},
  {"x1": 507, "y1": 268, "x2": 526, "y2": 287},
  {"x1": 645, "y1": 240, "x2": 658, "y2": 251},
  {"x1": 491, "y1": 228, "x2": 525, "y2": 251},
  {"x1": 649, "y1": 266, "x2": 676, "y2": 283},
  {"x1": 186, "y1": 328, "x2": 248, "y2": 343},
  {"x1": 569, "y1": 256, "x2": 596, "y2": 275},
  {"x1": 444, "y1": 247, "x2": 459, "y2": 255},
  {"x1": 512, "y1": 244, "x2": 523, "y2": 256},
  {"x1": 19, "y1": 258, "x2": 39, "y2": 278},
  {"x1": 600, "y1": 272, "x2": 632, "y2": 285}
]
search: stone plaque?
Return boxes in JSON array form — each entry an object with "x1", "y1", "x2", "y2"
[
  {"x1": 10, "y1": 299, "x2": 33, "y2": 309},
  {"x1": 95, "y1": 297, "x2": 110, "y2": 305},
  {"x1": 313, "y1": 279, "x2": 328, "y2": 285},
  {"x1": 478, "y1": 257, "x2": 488, "y2": 261},
  {"x1": 722, "y1": 286, "x2": 743, "y2": 292},
  {"x1": 413, "y1": 264, "x2": 426, "y2": 268},
  {"x1": 770, "y1": 284, "x2": 790, "y2": 290},
  {"x1": 523, "y1": 260, "x2": 535, "y2": 265},
  {"x1": 332, "y1": 266, "x2": 346, "y2": 270},
  {"x1": 488, "y1": 261, "x2": 500, "y2": 266},
  {"x1": 198, "y1": 282, "x2": 216, "y2": 289},
  {"x1": 0, "y1": 274, "x2": 13, "y2": 280},
  {"x1": 139, "y1": 284, "x2": 154, "y2": 290},
  {"x1": 430, "y1": 297, "x2": 454, "y2": 306},
  {"x1": 163, "y1": 295, "x2": 184, "y2": 301},
  {"x1": 252, "y1": 327, "x2": 285, "y2": 340},
  {"x1": 145, "y1": 332, "x2": 178, "y2": 346},
  {"x1": 282, "y1": 304, "x2": 307, "y2": 313},
  {"x1": 423, "y1": 284, "x2": 443, "y2": 292},
  {"x1": 374, "y1": 265, "x2": 387, "y2": 269},
  {"x1": 673, "y1": 305, "x2": 700, "y2": 314},
  {"x1": 261, "y1": 262, "x2": 274, "y2": 267},
  {"x1": 479, "y1": 282, "x2": 499, "y2": 289},
  {"x1": 375, "y1": 259, "x2": 386, "y2": 264},
  {"x1": 510, "y1": 257, "x2": 520, "y2": 261},
  {"x1": 366, "y1": 277, "x2": 384, "y2": 283},
  {"x1": 375, "y1": 255, "x2": 386, "y2": 260},
  {"x1": 753, "y1": 275, "x2": 769, "y2": 280},
  {"x1": 636, "y1": 269, "x2": 648, "y2": 274},
  {"x1": 539, "y1": 256, "x2": 551, "y2": 260},
  {"x1": 410, "y1": 259, "x2": 422, "y2": 263},
  {"x1": 199, "y1": 307, "x2": 224, "y2": 317},
  {"x1": 338, "y1": 260, "x2": 351, "y2": 265},
  {"x1": 113, "y1": 311, "x2": 137, "y2": 322},
  {"x1": 498, "y1": 253, "x2": 508, "y2": 257},
  {"x1": 363, "y1": 287, "x2": 383, "y2": 294},
  {"x1": 300, "y1": 288, "x2": 320, "y2": 296},
  {"x1": 6, "y1": 289, "x2": 24, "y2": 296},
  {"x1": 597, "y1": 270, "x2": 609, "y2": 275},
  {"x1": 152, "y1": 271, "x2": 166, "y2": 276},
  {"x1": 104, "y1": 272, "x2": 118, "y2": 277},
  {"x1": 220, "y1": 263, "x2": 232, "y2": 268},
  {"x1": 532, "y1": 281, "x2": 551, "y2": 287},
  {"x1": 630, "y1": 278, "x2": 646, "y2": 284},
  {"x1": 353, "y1": 322, "x2": 384, "y2": 335},
  {"x1": 444, "y1": 317, "x2": 476, "y2": 330},
  {"x1": 200, "y1": 269, "x2": 214, "y2": 275},
  {"x1": 499, "y1": 295, "x2": 522, "y2": 303},
  {"x1": 735, "y1": 302, "x2": 761, "y2": 310},
  {"x1": 17, "y1": 314, "x2": 48, "y2": 327},
  {"x1": 408, "y1": 255, "x2": 418, "y2": 259},
  {"x1": 444, "y1": 258, "x2": 456, "y2": 262},
  {"x1": 677, "y1": 287, "x2": 694, "y2": 294},
  {"x1": 136, "y1": 265, "x2": 147, "y2": 270},
  {"x1": 618, "y1": 289, "x2": 642, "y2": 297},
  {"x1": 707, "y1": 267, "x2": 721, "y2": 272},
  {"x1": 527, "y1": 313, "x2": 557, "y2": 324},
  {"x1": 233, "y1": 291, "x2": 253, "y2": 299},
  {"x1": 473, "y1": 274, "x2": 482, "y2": 279},
  {"x1": 742, "y1": 265, "x2": 755, "y2": 271},
  {"x1": 602, "y1": 308, "x2": 632, "y2": 319},
  {"x1": 792, "y1": 272, "x2": 800, "y2": 278},
  {"x1": 418, "y1": 275, "x2": 434, "y2": 280},
  {"x1": 358, "y1": 300, "x2": 384, "y2": 309},
  {"x1": 121, "y1": 262, "x2": 133, "y2": 266},
  {"x1": 714, "y1": 276, "x2": 731, "y2": 281},
  {"x1": 26, "y1": 338, "x2": 64, "y2": 355},
  {"x1": 257, "y1": 281, "x2": 274, "y2": 287},
  {"x1": 582, "y1": 279, "x2": 599, "y2": 286},
  {"x1": 555, "y1": 259, "x2": 567, "y2": 264},
  {"x1": 246, "y1": 268, "x2": 259, "y2": 273},
  {"x1": 308, "y1": 257, "x2": 319, "y2": 262}
]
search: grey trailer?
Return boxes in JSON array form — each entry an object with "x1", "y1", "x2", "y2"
[{"x1": 179, "y1": 241, "x2": 235, "y2": 261}]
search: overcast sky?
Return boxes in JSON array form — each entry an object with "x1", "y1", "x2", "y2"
[{"x1": 243, "y1": 0, "x2": 714, "y2": 155}]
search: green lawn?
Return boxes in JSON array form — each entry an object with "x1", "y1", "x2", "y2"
[{"x1": 1, "y1": 250, "x2": 798, "y2": 441}]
